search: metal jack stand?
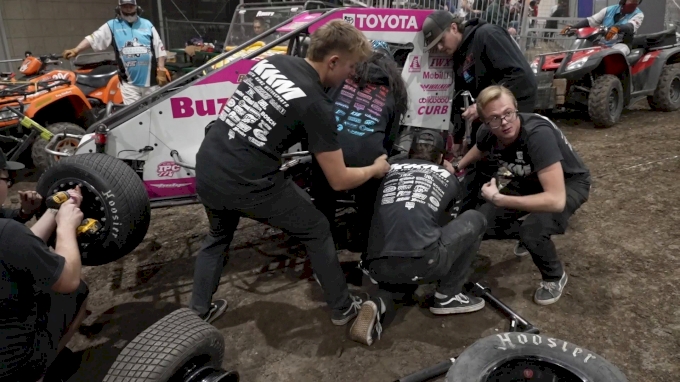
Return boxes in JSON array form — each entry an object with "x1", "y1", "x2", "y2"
[{"x1": 394, "y1": 282, "x2": 540, "y2": 382}]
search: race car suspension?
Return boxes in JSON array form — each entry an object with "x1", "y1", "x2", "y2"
[{"x1": 394, "y1": 282, "x2": 539, "y2": 382}]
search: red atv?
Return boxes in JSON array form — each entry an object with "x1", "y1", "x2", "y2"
[{"x1": 532, "y1": 25, "x2": 680, "y2": 127}]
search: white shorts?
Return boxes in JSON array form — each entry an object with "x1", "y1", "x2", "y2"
[{"x1": 120, "y1": 81, "x2": 160, "y2": 105}]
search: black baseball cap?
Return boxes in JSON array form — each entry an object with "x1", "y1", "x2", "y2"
[
  {"x1": 423, "y1": 10, "x2": 457, "y2": 51},
  {"x1": 0, "y1": 150, "x2": 24, "y2": 171},
  {"x1": 119, "y1": 0, "x2": 137, "y2": 5},
  {"x1": 410, "y1": 130, "x2": 446, "y2": 155}
]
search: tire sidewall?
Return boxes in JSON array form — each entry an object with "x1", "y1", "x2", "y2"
[
  {"x1": 32, "y1": 122, "x2": 86, "y2": 171},
  {"x1": 446, "y1": 332, "x2": 628, "y2": 382}
]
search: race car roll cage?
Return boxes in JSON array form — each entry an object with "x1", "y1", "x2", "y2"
[{"x1": 44, "y1": 6, "x2": 543, "y2": 381}]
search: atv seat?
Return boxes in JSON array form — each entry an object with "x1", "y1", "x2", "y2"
[
  {"x1": 631, "y1": 27, "x2": 677, "y2": 50},
  {"x1": 627, "y1": 48, "x2": 644, "y2": 66},
  {"x1": 76, "y1": 65, "x2": 118, "y2": 89}
]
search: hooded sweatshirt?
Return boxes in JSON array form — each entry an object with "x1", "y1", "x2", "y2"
[
  {"x1": 328, "y1": 62, "x2": 401, "y2": 168},
  {"x1": 454, "y1": 18, "x2": 537, "y2": 109}
]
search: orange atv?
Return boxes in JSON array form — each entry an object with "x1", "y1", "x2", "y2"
[{"x1": 0, "y1": 51, "x2": 122, "y2": 171}]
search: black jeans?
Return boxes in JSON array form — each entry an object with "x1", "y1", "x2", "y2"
[
  {"x1": 365, "y1": 210, "x2": 486, "y2": 325},
  {"x1": 477, "y1": 177, "x2": 591, "y2": 281},
  {"x1": 190, "y1": 179, "x2": 352, "y2": 315}
]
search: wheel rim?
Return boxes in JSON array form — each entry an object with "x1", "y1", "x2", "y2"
[
  {"x1": 670, "y1": 76, "x2": 680, "y2": 103},
  {"x1": 608, "y1": 87, "x2": 620, "y2": 118},
  {"x1": 483, "y1": 356, "x2": 590, "y2": 382},
  {"x1": 52, "y1": 138, "x2": 81, "y2": 162}
]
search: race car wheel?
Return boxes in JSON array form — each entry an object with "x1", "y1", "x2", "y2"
[
  {"x1": 588, "y1": 74, "x2": 623, "y2": 128},
  {"x1": 648, "y1": 64, "x2": 680, "y2": 111},
  {"x1": 31, "y1": 122, "x2": 87, "y2": 173},
  {"x1": 103, "y1": 308, "x2": 239, "y2": 382},
  {"x1": 36, "y1": 153, "x2": 150, "y2": 266},
  {"x1": 445, "y1": 332, "x2": 628, "y2": 382}
]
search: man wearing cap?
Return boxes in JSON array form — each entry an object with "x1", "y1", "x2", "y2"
[
  {"x1": 422, "y1": 10, "x2": 537, "y2": 214},
  {"x1": 348, "y1": 130, "x2": 488, "y2": 346},
  {"x1": 62, "y1": 0, "x2": 168, "y2": 105},
  {"x1": 0, "y1": 151, "x2": 90, "y2": 381}
]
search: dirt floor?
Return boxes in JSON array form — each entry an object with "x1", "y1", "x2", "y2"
[{"x1": 8, "y1": 102, "x2": 680, "y2": 382}]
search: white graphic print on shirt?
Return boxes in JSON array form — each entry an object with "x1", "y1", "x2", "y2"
[{"x1": 380, "y1": 163, "x2": 452, "y2": 212}]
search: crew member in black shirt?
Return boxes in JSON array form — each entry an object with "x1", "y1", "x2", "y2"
[
  {"x1": 422, "y1": 10, "x2": 538, "y2": 213},
  {"x1": 0, "y1": 151, "x2": 89, "y2": 381},
  {"x1": 191, "y1": 20, "x2": 391, "y2": 326},
  {"x1": 349, "y1": 131, "x2": 488, "y2": 346},
  {"x1": 313, "y1": 40, "x2": 409, "y2": 254},
  {"x1": 456, "y1": 85, "x2": 591, "y2": 306}
]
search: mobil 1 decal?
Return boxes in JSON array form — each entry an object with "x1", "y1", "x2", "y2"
[
  {"x1": 402, "y1": 53, "x2": 454, "y2": 129},
  {"x1": 380, "y1": 162, "x2": 452, "y2": 212},
  {"x1": 217, "y1": 59, "x2": 306, "y2": 148},
  {"x1": 334, "y1": 79, "x2": 389, "y2": 136}
]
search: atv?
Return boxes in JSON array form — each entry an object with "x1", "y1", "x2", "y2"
[
  {"x1": 0, "y1": 51, "x2": 122, "y2": 171},
  {"x1": 532, "y1": 25, "x2": 680, "y2": 128}
]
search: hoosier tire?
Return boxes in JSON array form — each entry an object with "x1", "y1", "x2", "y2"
[
  {"x1": 588, "y1": 74, "x2": 624, "y2": 128},
  {"x1": 31, "y1": 122, "x2": 87, "y2": 173},
  {"x1": 445, "y1": 332, "x2": 628, "y2": 382},
  {"x1": 648, "y1": 64, "x2": 680, "y2": 111},
  {"x1": 103, "y1": 308, "x2": 229, "y2": 382},
  {"x1": 36, "y1": 153, "x2": 150, "y2": 266}
]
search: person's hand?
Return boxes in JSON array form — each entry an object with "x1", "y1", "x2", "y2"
[
  {"x1": 481, "y1": 178, "x2": 501, "y2": 204},
  {"x1": 62, "y1": 48, "x2": 78, "y2": 59},
  {"x1": 559, "y1": 25, "x2": 572, "y2": 35},
  {"x1": 55, "y1": 199, "x2": 84, "y2": 231},
  {"x1": 372, "y1": 154, "x2": 391, "y2": 178},
  {"x1": 461, "y1": 104, "x2": 479, "y2": 122},
  {"x1": 605, "y1": 26, "x2": 619, "y2": 40},
  {"x1": 443, "y1": 160, "x2": 455, "y2": 174},
  {"x1": 19, "y1": 191, "x2": 42, "y2": 216},
  {"x1": 157, "y1": 68, "x2": 169, "y2": 86},
  {"x1": 66, "y1": 185, "x2": 83, "y2": 208}
]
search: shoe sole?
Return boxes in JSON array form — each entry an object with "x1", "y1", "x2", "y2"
[
  {"x1": 534, "y1": 274, "x2": 568, "y2": 306},
  {"x1": 206, "y1": 301, "x2": 229, "y2": 324},
  {"x1": 430, "y1": 300, "x2": 485, "y2": 315},
  {"x1": 350, "y1": 301, "x2": 378, "y2": 346}
]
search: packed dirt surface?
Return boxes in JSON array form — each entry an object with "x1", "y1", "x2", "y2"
[{"x1": 8, "y1": 102, "x2": 680, "y2": 382}]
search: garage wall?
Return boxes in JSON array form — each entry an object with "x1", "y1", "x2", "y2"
[{"x1": 1, "y1": 0, "x2": 157, "y2": 60}]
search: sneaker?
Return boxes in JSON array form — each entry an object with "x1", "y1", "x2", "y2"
[
  {"x1": 357, "y1": 261, "x2": 378, "y2": 285},
  {"x1": 534, "y1": 272, "x2": 568, "y2": 306},
  {"x1": 331, "y1": 293, "x2": 366, "y2": 326},
  {"x1": 200, "y1": 299, "x2": 228, "y2": 324},
  {"x1": 350, "y1": 298, "x2": 383, "y2": 346},
  {"x1": 430, "y1": 293, "x2": 485, "y2": 315},
  {"x1": 514, "y1": 242, "x2": 530, "y2": 257}
]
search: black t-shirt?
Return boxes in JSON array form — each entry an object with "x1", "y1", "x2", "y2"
[
  {"x1": 196, "y1": 55, "x2": 339, "y2": 199},
  {"x1": 476, "y1": 113, "x2": 590, "y2": 187},
  {"x1": 327, "y1": 63, "x2": 400, "y2": 168},
  {"x1": 0, "y1": 219, "x2": 64, "y2": 378},
  {"x1": 367, "y1": 159, "x2": 461, "y2": 260}
]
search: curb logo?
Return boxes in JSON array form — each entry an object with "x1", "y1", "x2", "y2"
[{"x1": 343, "y1": 14, "x2": 355, "y2": 25}]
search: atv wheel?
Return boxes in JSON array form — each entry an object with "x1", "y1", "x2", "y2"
[
  {"x1": 32, "y1": 122, "x2": 86, "y2": 173},
  {"x1": 103, "y1": 308, "x2": 239, "y2": 382},
  {"x1": 36, "y1": 153, "x2": 150, "y2": 266},
  {"x1": 588, "y1": 74, "x2": 624, "y2": 128},
  {"x1": 648, "y1": 65, "x2": 680, "y2": 111},
  {"x1": 446, "y1": 332, "x2": 628, "y2": 382}
]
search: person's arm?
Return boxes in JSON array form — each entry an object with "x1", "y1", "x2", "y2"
[
  {"x1": 382, "y1": 109, "x2": 402, "y2": 156},
  {"x1": 152, "y1": 26, "x2": 168, "y2": 70},
  {"x1": 0, "y1": 207, "x2": 33, "y2": 224},
  {"x1": 304, "y1": 100, "x2": 389, "y2": 191},
  {"x1": 585, "y1": 7, "x2": 607, "y2": 27},
  {"x1": 82, "y1": 23, "x2": 114, "y2": 53},
  {"x1": 476, "y1": 28, "x2": 535, "y2": 99},
  {"x1": 456, "y1": 124, "x2": 492, "y2": 170},
  {"x1": 30, "y1": 209, "x2": 58, "y2": 242},
  {"x1": 616, "y1": 12, "x2": 644, "y2": 35}
]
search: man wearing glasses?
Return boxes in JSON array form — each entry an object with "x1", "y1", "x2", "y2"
[{"x1": 454, "y1": 85, "x2": 591, "y2": 306}]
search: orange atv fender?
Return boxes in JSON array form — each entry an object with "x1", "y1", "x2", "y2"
[
  {"x1": 23, "y1": 86, "x2": 92, "y2": 120},
  {"x1": 89, "y1": 75, "x2": 123, "y2": 104}
]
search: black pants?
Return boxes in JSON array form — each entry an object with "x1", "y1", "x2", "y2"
[
  {"x1": 477, "y1": 178, "x2": 591, "y2": 281},
  {"x1": 311, "y1": 159, "x2": 382, "y2": 254},
  {"x1": 365, "y1": 210, "x2": 486, "y2": 325},
  {"x1": 190, "y1": 179, "x2": 352, "y2": 315}
]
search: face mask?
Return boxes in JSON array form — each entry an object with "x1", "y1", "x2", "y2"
[{"x1": 621, "y1": 2, "x2": 638, "y2": 14}]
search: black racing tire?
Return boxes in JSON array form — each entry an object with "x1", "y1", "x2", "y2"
[
  {"x1": 588, "y1": 74, "x2": 624, "y2": 128},
  {"x1": 648, "y1": 64, "x2": 680, "y2": 111},
  {"x1": 103, "y1": 308, "x2": 233, "y2": 382},
  {"x1": 445, "y1": 332, "x2": 628, "y2": 382},
  {"x1": 31, "y1": 122, "x2": 87, "y2": 173},
  {"x1": 36, "y1": 153, "x2": 150, "y2": 266}
]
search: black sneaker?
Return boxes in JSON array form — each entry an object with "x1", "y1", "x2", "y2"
[
  {"x1": 331, "y1": 293, "x2": 365, "y2": 326},
  {"x1": 514, "y1": 242, "x2": 530, "y2": 257},
  {"x1": 534, "y1": 272, "x2": 568, "y2": 306},
  {"x1": 349, "y1": 298, "x2": 383, "y2": 346},
  {"x1": 200, "y1": 299, "x2": 228, "y2": 324},
  {"x1": 357, "y1": 260, "x2": 378, "y2": 285},
  {"x1": 430, "y1": 293, "x2": 485, "y2": 315}
]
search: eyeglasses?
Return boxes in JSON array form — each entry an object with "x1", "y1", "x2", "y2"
[
  {"x1": 0, "y1": 176, "x2": 12, "y2": 187},
  {"x1": 485, "y1": 110, "x2": 518, "y2": 128}
]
